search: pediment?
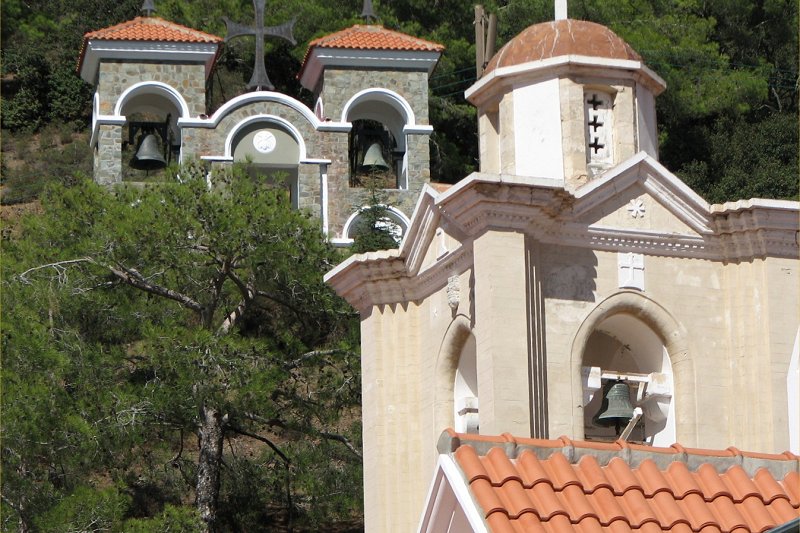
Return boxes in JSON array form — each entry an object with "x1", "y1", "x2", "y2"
[{"x1": 569, "y1": 153, "x2": 714, "y2": 237}]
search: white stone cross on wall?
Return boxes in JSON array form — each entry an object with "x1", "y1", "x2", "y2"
[{"x1": 618, "y1": 252, "x2": 645, "y2": 291}]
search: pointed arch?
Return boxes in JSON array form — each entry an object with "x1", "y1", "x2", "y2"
[
  {"x1": 434, "y1": 315, "x2": 474, "y2": 435},
  {"x1": 569, "y1": 290, "x2": 695, "y2": 444}
]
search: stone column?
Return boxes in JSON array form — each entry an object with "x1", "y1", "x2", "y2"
[
  {"x1": 472, "y1": 230, "x2": 532, "y2": 436},
  {"x1": 94, "y1": 124, "x2": 122, "y2": 185}
]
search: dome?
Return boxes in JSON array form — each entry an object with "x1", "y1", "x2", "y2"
[{"x1": 484, "y1": 19, "x2": 641, "y2": 74}]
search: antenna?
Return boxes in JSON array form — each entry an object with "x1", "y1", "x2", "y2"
[
  {"x1": 474, "y1": 5, "x2": 497, "y2": 78},
  {"x1": 141, "y1": 0, "x2": 156, "y2": 17},
  {"x1": 361, "y1": 0, "x2": 377, "y2": 23}
]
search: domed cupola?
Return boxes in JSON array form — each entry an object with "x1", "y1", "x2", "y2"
[{"x1": 466, "y1": 18, "x2": 666, "y2": 190}]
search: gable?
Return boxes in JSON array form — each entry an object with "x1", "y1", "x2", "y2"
[
  {"x1": 574, "y1": 182, "x2": 703, "y2": 237},
  {"x1": 570, "y1": 153, "x2": 714, "y2": 238}
]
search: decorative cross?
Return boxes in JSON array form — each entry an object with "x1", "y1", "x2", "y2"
[
  {"x1": 588, "y1": 137, "x2": 605, "y2": 153},
  {"x1": 588, "y1": 115, "x2": 603, "y2": 132},
  {"x1": 618, "y1": 252, "x2": 645, "y2": 291},
  {"x1": 223, "y1": 0, "x2": 296, "y2": 91},
  {"x1": 586, "y1": 93, "x2": 603, "y2": 110}
]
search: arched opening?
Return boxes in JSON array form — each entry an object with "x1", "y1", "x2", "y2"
[
  {"x1": 231, "y1": 121, "x2": 300, "y2": 208},
  {"x1": 570, "y1": 291, "x2": 693, "y2": 446},
  {"x1": 582, "y1": 314, "x2": 675, "y2": 446},
  {"x1": 434, "y1": 316, "x2": 474, "y2": 436},
  {"x1": 343, "y1": 205, "x2": 410, "y2": 247},
  {"x1": 343, "y1": 89, "x2": 413, "y2": 190},
  {"x1": 453, "y1": 334, "x2": 478, "y2": 434},
  {"x1": 118, "y1": 86, "x2": 185, "y2": 182}
]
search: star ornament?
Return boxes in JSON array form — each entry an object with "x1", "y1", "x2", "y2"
[{"x1": 627, "y1": 198, "x2": 646, "y2": 218}]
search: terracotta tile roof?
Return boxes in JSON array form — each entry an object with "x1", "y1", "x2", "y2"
[
  {"x1": 430, "y1": 182, "x2": 453, "y2": 194},
  {"x1": 484, "y1": 19, "x2": 641, "y2": 75},
  {"x1": 442, "y1": 430, "x2": 800, "y2": 533},
  {"x1": 83, "y1": 16, "x2": 222, "y2": 43},
  {"x1": 306, "y1": 24, "x2": 444, "y2": 52}
]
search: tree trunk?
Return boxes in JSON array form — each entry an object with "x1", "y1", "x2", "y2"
[{"x1": 196, "y1": 405, "x2": 225, "y2": 533}]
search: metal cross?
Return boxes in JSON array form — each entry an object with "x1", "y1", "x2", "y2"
[
  {"x1": 588, "y1": 137, "x2": 605, "y2": 153},
  {"x1": 586, "y1": 93, "x2": 603, "y2": 110},
  {"x1": 223, "y1": 0, "x2": 296, "y2": 91},
  {"x1": 588, "y1": 115, "x2": 604, "y2": 132}
]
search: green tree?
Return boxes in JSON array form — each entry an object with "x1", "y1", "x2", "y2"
[{"x1": 2, "y1": 166, "x2": 362, "y2": 531}]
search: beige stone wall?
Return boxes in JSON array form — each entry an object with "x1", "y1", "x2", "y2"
[{"x1": 357, "y1": 225, "x2": 799, "y2": 530}]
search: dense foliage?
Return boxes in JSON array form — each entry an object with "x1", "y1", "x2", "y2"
[
  {"x1": 2, "y1": 168, "x2": 363, "y2": 531},
  {"x1": 1, "y1": 0, "x2": 797, "y2": 203}
]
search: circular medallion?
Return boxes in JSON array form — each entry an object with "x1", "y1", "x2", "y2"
[{"x1": 253, "y1": 130, "x2": 277, "y2": 154}]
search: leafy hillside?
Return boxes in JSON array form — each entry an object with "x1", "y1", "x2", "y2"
[{"x1": 1, "y1": 0, "x2": 797, "y2": 202}]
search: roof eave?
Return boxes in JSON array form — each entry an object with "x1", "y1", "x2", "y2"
[
  {"x1": 299, "y1": 47, "x2": 443, "y2": 92},
  {"x1": 79, "y1": 38, "x2": 222, "y2": 84},
  {"x1": 466, "y1": 55, "x2": 666, "y2": 107}
]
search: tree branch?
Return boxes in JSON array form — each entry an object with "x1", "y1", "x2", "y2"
[
  {"x1": 227, "y1": 425, "x2": 290, "y2": 465},
  {"x1": 319, "y1": 432, "x2": 362, "y2": 459},
  {"x1": 108, "y1": 263, "x2": 203, "y2": 313},
  {"x1": 17, "y1": 258, "x2": 94, "y2": 284}
]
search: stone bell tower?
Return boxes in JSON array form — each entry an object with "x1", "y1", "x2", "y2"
[
  {"x1": 298, "y1": 22, "x2": 443, "y2": 242},
  {"x1": 78, "y1": 8, "x2": 221, "y2": 184},
  {"x1": 465, "y1": 18, "x2": 666, "y2": 190}
]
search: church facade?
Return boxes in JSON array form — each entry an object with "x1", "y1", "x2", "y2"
[
  {"x1": 324, "y1": 18, "x2": 800, "y2": 533},
  {"x1": 78, "y1": 14, "x2": 443, "y2": 243}
]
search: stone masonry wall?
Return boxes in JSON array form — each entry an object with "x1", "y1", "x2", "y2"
[
  {"x1": 97, "y1": 61, "x2": 206, "y2": 116},
  {"x1": 320, "y1": 69, "x2": 433, "y2": 239}
]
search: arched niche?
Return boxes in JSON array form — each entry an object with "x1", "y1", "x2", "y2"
[
  {"x1": 570, "y1": 291, "x2": 695, "y2": 445},
  {"x1": 434, "y1": 315, "x2": 477, "y2": 435},
  {"x1": 230, "y1": 119, "x2": 301, "y2": 209}
]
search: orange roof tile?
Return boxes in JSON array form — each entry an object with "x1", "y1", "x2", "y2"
[
  {"x1": 484, "y1": 19, "x2": 640, "y2": 75},
  {"x1": 83, "y1": 16, "x2": 222, "y2": 43},
  {"x1": 443, "y1": 430, "x2": 800, "y2": 533},
  {"x1": 306, "y1": 24, "x2": 444, "y2": 53}
]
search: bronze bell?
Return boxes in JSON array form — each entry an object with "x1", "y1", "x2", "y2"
[
  {"x1": 360, "y1": 142, "x2": 390, "y2": 171},
  {"x1": 131, "y1": 133, "x2": 167, "y2": 171},
  {"x1": 592, "y1": 380, "x2": 634, "y2": 428}
]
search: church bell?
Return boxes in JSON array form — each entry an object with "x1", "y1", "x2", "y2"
[
  {"x1": 592, "y1": 380, "x2": 635, "y2": 429},
  {"x1": 131, "y1": 133, "x2": 167, "y2": 171},
  {"x1": 360, "y1": 141, "x2": 390, "y2": 171}
]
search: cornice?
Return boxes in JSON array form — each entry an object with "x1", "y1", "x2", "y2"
[{"x1": 325, "y1": 168, "x2": 799, "y2": 310}]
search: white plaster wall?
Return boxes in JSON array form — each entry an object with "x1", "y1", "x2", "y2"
[
  {"x1": 635, "y1": 83, "x2": 658, "y2": 159},
  {"x1": 512, "y1": 79, "x2": 564, "y2": 179}
]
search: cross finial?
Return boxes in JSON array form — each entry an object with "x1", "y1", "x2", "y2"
[
  {"x1": 223, "y1": 0, "x2": 296, "y2": 91},
  {"x1": 361, "y1": 0, "x2": 378, "y2": 23},
  {"x1": 141, "y1": 0, "x2": 156, "y2": 17},
  {"x1": 555, "y1": 0, "x2": 567, "y2": 20}
]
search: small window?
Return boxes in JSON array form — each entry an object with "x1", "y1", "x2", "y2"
[{"x1": 584, "y1": 90, "x2": 614, "y2": 176}]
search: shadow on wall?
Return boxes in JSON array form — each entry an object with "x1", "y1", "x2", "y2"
[{"x1": 543, "y1": 248, "x2": 598, "y2": 302}]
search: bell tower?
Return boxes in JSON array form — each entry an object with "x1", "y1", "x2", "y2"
[
  {"x1": 298, "y1": 21, "x2": 443, "y2": 242},
  {"x1": 466, "y1": 19, "x2": 666, "y2": 190},
  {"x1": 78, "y1": 4, "x2": 221, "y2": 184}
]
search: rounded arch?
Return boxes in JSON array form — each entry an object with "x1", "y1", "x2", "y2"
[
  {"x1": 341, "y1": 205, "x2": 411, "y2": 243},
  {"x1": 113, "y1": 81, "x2": 191, "y2": 118},
  {"x1": 433, "y1": 315, "x2": 474, "y2": 435},
  {"x1": 341, "y1": 89, "x2": 416, "y2": 148},
  {"x1": 224, "y1": 114, "x2": 308, "y2": 162},
  {"x1": 569, "y1": 290, "x2": 696, "y2": 444}
]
